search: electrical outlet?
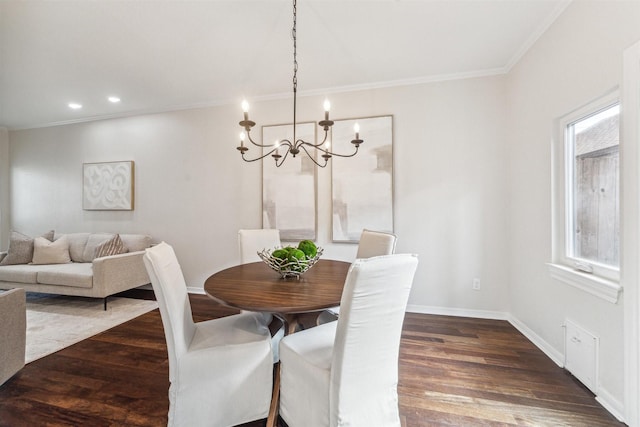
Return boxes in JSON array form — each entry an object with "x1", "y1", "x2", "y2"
[{"x1": 472, "y1": 278, "x2": 481, "y2": 290}]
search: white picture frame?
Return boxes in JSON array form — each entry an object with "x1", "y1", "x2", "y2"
[
  {"x1": 83, "y1": 161, "x2": 135, "y2": 211},
  {"x1": 262, "y1": 123, "x2": 317, "y2": 241},
  {"x1": 331, "y1": 116, "x2": 393, "y2": 242}
]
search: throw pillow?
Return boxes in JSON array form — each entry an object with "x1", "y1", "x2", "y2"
[
  {"x1": 82, "y1": 233, "x2": 115, "y2": 262},
  {"x1": 42, "y1": 230, "x2": 55, "y2": 241},
  {"x1": 94, "y1": 234, "x2": 125, "y2": 259},
  {"x1": 31, "y1": 236, "x2": 71, "y2": 265},
  {"x1": 63, "y1": 233, "x2": 91, "y2": 262},
  {"x1": 0, "y1": 231, "x2": 34, "y2": 265},
  {"x1": 0, "y1": 230, "x2": 55, "y2": 266}
]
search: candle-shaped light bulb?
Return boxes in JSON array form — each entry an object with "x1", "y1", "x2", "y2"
[
  {"x1": 323, "y1": 99, "x2": 331, "y2": 120},
  {"x1": 354, "y1": 123, "x2": 360, "y2": 139},
  {"x1": 274, "y1": 140, "x2": 280, "y2": 154},
  {"x1": 241, "y1": 100, "x2": 249, "y2": 121},
  {"x1": 239, "y1": 132, "x2": 246, "y2": 147},
  {"x1": 325, "y1": 140, "x2": 331, "y2": 151}
]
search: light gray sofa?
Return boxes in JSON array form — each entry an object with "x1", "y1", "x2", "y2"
[
  {"x1": 0, "y1": 233, "x2": 152, "y2": 309},
  {"x1": 0, "y1": 288, "x2": 26, "y2": 386}
]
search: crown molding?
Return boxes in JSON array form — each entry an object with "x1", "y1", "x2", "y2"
[
  {"x1": 504, "y1": 0, "x2": 572, "y2": 73},
  {"x1": 10, "y1": 68, "x2": 508, "y2": 131}
]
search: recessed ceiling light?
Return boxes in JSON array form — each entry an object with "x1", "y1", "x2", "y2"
[
  {"x1": 68, "y1": 103, "x2": 82, "y2": 110},
  {"x1": 108, "y1": 96, "x2": 121, "y2": 103}
]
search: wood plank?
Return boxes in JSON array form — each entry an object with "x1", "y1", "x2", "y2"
[{"x1": 0, "y1": 293, "x2": 623, "y2": 426}]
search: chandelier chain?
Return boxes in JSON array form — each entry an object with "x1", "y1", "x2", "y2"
[
  {"x1": 236, "y1": 0, "x2": 363, "y2": 168},
  {"x1": 292, "y1": 0, "x2": 298, "y2": 93}
]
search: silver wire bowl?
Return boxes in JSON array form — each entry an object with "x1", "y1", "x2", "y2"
[{"x1": 257, "y1": 247, "x2": 324, "y2": 279}]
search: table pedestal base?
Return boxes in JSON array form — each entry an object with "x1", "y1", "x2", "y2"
[
  {"x1": 277, "y1": 313, "x2": 302, "y2": 335},
  {"x1": 267, "y1": 313, "x2": 304, "y2": 427}
]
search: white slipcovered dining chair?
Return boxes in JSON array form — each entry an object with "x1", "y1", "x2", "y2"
[
  {"x1": 279, "y1": 254, "x2": 419, "y2": 427},
  {"x1": 238, "y1": 228, "x2": 281, "y2": 264},
  {"x1": 237, "y1": 228, "x2": 285, "y2": 361},
  {"x1": 317, "y1": 229, "x2": 397, "y2": 325},
  {"x1": 354, "y1": 228, "x2": 398, "y2": 259},
  {"x1": 0, "y1": 288, "x2": 26, "y2": 386},
  {"x1": 143, "y1": 242, "x2": 274, "y2": 427}
]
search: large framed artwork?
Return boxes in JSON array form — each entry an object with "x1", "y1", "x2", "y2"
[
  {"x1": 331, "y1": 116, "x2": 393, "y2": 242},
  {"x1": 83, "y1": 161, "x2": 135, "y2": 210},
  {"x1": 262, "y1": 123, "x2": 316, "y2": 241}
]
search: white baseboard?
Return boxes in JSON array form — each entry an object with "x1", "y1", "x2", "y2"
[
  {"x1": 506, "y1": 314, "x2": 564, "y2": 367},
  {"x1": 406, "y1": 304, "x2": 508, "y2": 320},
  {"x1": 596, "y1": 387, "x2": 626, "y2": 423}
]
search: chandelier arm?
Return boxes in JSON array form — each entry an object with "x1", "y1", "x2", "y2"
[
  {"x1": 296, "y1": 129, "x2": 328, "y2": 149},
  {"x1": 245, "y1": 131, "x2": 279, "y2": 149},
  {"x1": 296, "y1": 139, "x2": 328, "y2": 153},
  {"x1": 241, "y1": 146, "x2": 281, "y2": 163},
  {"x1": 294, "y1": 138, "x2": 312, "y2": 148},
  {"x1": 279, "y1": 139, "x2": 294, "y2": 149},
  {"x1": 296, "y1": 140, "x2": 359, "y2": 158},
  {"x1": 298, "y1": 144, "x2": 329, "y2": 168},
  {"x1": 324, "y1": 146, "x2": 360, "y2": 158},
  {"x1": 316, "y1": 130, "x2": 330, "y2": 147},
  {"x1": 274, "y1": 146, "x2": 292, "y2": 167}
]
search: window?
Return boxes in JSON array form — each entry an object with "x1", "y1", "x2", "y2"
[
  {"x1": 550, "y1": 92, "x2": 621, "y2": 302},
  {"x1": 567, "y1": 103, "x2": 620, "y2": 271}
]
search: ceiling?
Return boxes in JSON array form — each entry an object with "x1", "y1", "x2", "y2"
[{"x1": 0, "y1": 0, "x2": 569, "y2": 130}]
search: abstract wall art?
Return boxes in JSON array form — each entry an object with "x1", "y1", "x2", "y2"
[
  {"x1": 262, "y1": 123, "x2": 316, "y2": 241},
  {"x1": 331, "y1": 116, "x2": 393, "y2": 242},
  {"x1": 83, "y1": 161, "x2": 135, "y2": 210}
]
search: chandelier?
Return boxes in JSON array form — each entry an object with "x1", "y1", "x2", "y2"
[{"x1": 236, "y1": 0, "x2": 363, "y2": 168}]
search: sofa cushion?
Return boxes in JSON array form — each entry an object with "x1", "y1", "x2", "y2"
[
  {"x1": 31, "y1": 236, "x2": 72, "y2": 265},
  {"x1": 59, "y1": 233, "x2": 90, "y2": 262},
  {"x1": 0, "y1": 232, "x2": 32, "y2": 265},
  {"x1": 36, "y1": 263, "x2": 93, "y2": 289},
  {"x1": 120, "y1": 234, "x2": 152, "y2": 252},
  {"x1": 82, "y1": 233, "x2": 115, "y2": 262},
  {"x1": 0, "y1": 230, "x2": 54, "y2": 266},
  {"x1": 0, "y1": 264, "x2": 39, "y2": 284},
  {"x1": 95, "y1": 234, "x2": 126, "y2": 258}
]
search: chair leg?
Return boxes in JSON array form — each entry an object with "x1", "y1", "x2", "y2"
[
  {"x1": 103, "y1": 297, "x2": 108, "y2": 311},
  {"x1": 266, "y1": 363, "x2": 281, "y2": 427}
]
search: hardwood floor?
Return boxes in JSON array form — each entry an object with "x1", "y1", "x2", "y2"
[{"x1": 0, "y1": 292, "x2": 624, "y2": 426}]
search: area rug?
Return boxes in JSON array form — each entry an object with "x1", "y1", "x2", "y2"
[{"x1": 25, "y1": 293, "x2": 158, "y2": 363}]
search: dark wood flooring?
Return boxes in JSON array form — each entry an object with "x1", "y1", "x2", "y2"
[{"x1": 0, "y1": 291, "x2": 624, "y2": 426}]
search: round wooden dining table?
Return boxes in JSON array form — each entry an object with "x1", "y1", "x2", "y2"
[
  {"x1": 204, "y1": 259, "x2": 351, "y2": 335},
  {"x1": 204, "y1": 258, "x2": 351, "y2": 427}
]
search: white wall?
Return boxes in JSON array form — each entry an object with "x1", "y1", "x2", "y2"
[
  {"x1": 622, "y1": 39, "x2": 640, "y2": 427},
  {"x1": 506, "y1": 0, "x2": 640, "y2": 417},
  {"x1": 6, "y1": 0, "x2": 640, "y2": 421},
  {"x1": 0, "y1": 127, "x2": 9, "y2": 249},
  {"x1": 7, "y1": 75, "x2": 510, "y2": 313}
]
